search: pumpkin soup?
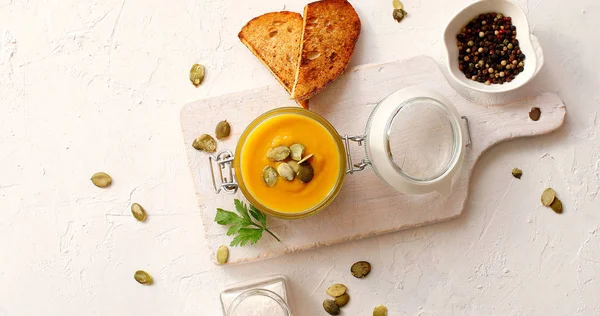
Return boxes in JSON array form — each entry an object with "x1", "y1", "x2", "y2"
[{"x1": 238, "y1": 112, "x2": 343, "y2": 214}]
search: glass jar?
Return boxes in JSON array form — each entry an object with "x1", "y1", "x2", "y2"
[
  {"x1": 208, "y1": 87, "x2": 471, "y2": 219},
  {"x1": 220, "y1": 275, "x2": 292, "y2": 316},
  {"x1": 234, "y1": 107, "x2": 346, "y2": 220}
]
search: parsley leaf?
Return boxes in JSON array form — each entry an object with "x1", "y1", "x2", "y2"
[
  {"x1": 249, "y1": 204, "x2": 267, "y2": 227},
  {"x1": 214, "y1": 199, "x2": 281, "y2": 247},
  {"x1": 230, "y1": 228, "x2": 263, "y2": 247},
  {"x1": 234, "y1": 199, "x2": 253, "y2": 225},
  {"x1": 215, "y1": 209, "x2": 241, "y2": 225}
]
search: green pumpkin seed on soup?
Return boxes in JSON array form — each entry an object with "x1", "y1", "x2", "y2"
[
  {"x1": 289, "y1": 143, "x2": 305, "y2": 161},
  {"x1": 262, "y1": 166, "x2": 278, "y2": 187},
  {"x1": 277, "y1": 162, "x2": 295, "y2": 181},
  {"x1": 266, "y1": 146, "x2": 290, "y2": 161}
]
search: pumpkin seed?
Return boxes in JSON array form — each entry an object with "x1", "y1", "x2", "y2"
[
  {"x1": 323, "y1": 299, "x2": 340, "y2": 315},
  {"x1": 550, "y1": 198, "x2": 563, "y2": 214},
  {"x1": 131, "y1": 203, "x2": 147, "y2": 222},
  {"x1": 511, "y1": 168, "x2": 523, "y2": 179},
  {"x1": 351, "y1": 261, "x2": 371, "y2": 278},
  {"x1": 134, "y1": 270, "x2": 153, "y2": 285},
  {"x1": 262, "y1": 166, "x2": 278, "y2": 187},
  {"x1": 266, "y1": 146, "x2": 290, "y2": 161},
  {"x1": 334, "y1": 293, "x2": 350, "y2": 307},
  {"x1": 326, "y1": 284, "x2": 347, "y2": 297},
  {"x1": 393, "y1": 8, "x2": 407, "y2": 23},
  {"x1": 190, "y1": 63, "x2": 205, "y2": 87},
  {"x1": 192, "y1": 134, "x2": 217, "y2": 152},
  {"x1": 297, "y1": 162, "x2": 314, "y2": 183},
  {"x1": 289, "y1": 143, "x2": 305, "y2": 161},
  {"x1": 373, "y1": 305, "x2": 388, "y2": 316},
  {"x1": 277, "y1": 162, "x2": 295, "y2": 181},
  {"x1": 288, "y1": 160, "x2": 300, "y2": 173},
  {"x1": 541, "y1": 188, "x2": 556, "y2": 207},
  {"x1": 392, "y1": 0, "x2": 403, "y2": 10},
  {"x1": 91, "y1": 172, "x2": 112, "y2": 188},
  {"x1": 529, "y1": 107, "x2": 541, "y2": 121},
  {"x1": 298, "y1": 154, "x2": 314, "y2": 164},
  {"x1": 215, "y1": 120, "x2": 231, "y2": 139},
  {"x1": 217, "y1": 245, "x2": 229, "y2": 264}
]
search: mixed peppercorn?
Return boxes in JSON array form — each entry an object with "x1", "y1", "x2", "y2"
[{"x1": 456, "y1": 12, "x2": 526, "y2": 85}]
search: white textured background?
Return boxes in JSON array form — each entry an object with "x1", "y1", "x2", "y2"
[{"x1": 1, "y1": 0, "x2": 599, "y2": 315}]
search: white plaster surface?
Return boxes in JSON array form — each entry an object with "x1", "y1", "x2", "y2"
[{"x1": 0, "y1": 0, "x2": 599, "y2": 315}]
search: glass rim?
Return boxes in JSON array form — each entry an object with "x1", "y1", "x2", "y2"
[{"x1": 226, "y1": 288, "x2": 291, "y2": 316}]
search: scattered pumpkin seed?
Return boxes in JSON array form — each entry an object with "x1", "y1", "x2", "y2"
[
  {"x1": 298, "y1": 153, "x2": 314, "y2": 164},
  {"x1": 289, "y1": 143, "x2": 305, "y2": 161},
  {"x1": 215, "y1": 120, "x2": 231, "y2": 139},
  {"x1": 334, "y1": 293, "x2": 350, "y2": 307},
  {"x1": 266, "y1": 146, "x2": 291, "y2": 161},
  {"x1": 511, "y1": 168, "x2": 523, "y2": 179},
  {"x1": 192, "y1": 134, "x2": 217, "y2": 152},
  {"x1": 131, "y1": 203, "x2": 147, "y2": 222},
  {"x1": 326, "y1": 284, "x2": 347, "y2": 297},
  {"x1": 550, "y1": 198, "x2": 563, "y2": 214},
  {"x1": 262, "y1": 166, "x2": 278, "y2": 187},
  {"x1": 277, "y1": 162, "x2": 295, "y2": 181},
  {"x1": 351, "y1": 261, "x2": 372, "y2": 278},
  {"x1": 393, "y1": 8, "x2": 407, "y2": 23},
  {"x1": 134, "y1": 270, "x2": 153, "y2": 285},
  {"x1": 392, "y1": 0, "x2": 403, "y2": 10},
  {"x1": 541, "y1": 188, "x2": 556, "y2": 207},
  {"x1": 323, "y1": 299, "x2": 340, "y2": 315},
  {"x1": 529, "y1": 107, "x2": 541, "y2": 121},
  {"x1": 288, "y1": 160, "x2": 300, "y2": 173},
  {"x1": 373, "y1": 305, "x2": 388, "y2": 316},
  {"x1": 190, "y1": 63, "x2": 205, "y2": 87},
  {"x1": 297, "y1": 162, "x2": 314, "y2": 183},
  {"x1": 91, "y1": 172, "x2": 112, "y2": 188},
  {"x1": 217, "y1": 245, "x2": 229, "y2": 264}
]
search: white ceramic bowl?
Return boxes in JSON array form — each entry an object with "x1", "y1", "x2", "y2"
[{"x1": 444, "y1": 0, "x2": 541, "y2": 93}]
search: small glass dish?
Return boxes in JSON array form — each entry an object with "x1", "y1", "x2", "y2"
[{"x1": 220, "y1": 275, "x2": 292, "y2": 316}]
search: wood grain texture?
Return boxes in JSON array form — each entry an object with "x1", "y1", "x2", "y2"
[{"x1": 180, "y1": 56, "x2": 566, "y2": 265}]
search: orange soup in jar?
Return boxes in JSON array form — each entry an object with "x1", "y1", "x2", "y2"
[{"x1": 234, "y1": 108, "x2": 346, "y2": 219}]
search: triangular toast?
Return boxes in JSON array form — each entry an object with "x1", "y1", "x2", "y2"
[
  {"x1": 239, "y1": 11, "x2": 309, "y2": 109},
  {"x1": 291, "y1": 0, "x2": 361, "y2": 101}
]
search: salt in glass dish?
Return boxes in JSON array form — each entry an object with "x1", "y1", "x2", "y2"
[{"x1": 220, "y1": 275, "x2": 292, "y2": 316}]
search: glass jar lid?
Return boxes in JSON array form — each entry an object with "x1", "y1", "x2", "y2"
[{"x1": 365, "y1": 87, "x2": 467, "y2": 195}]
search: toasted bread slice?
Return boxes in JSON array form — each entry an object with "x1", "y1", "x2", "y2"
[
  {"x1": 291, "y1": 0, "x2": 361, "y2": 101},
  {"x1": 239, "y1": 11, "x2": 309, "y2": 109}
]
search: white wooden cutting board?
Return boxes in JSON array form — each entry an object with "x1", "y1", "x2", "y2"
[{"x1": 180, "y1": 56, "x2": 566, "y2": 265}]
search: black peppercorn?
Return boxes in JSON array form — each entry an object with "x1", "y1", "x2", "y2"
[{"x1": 455, "y1": 12, "x2": 525, "y2": 85}]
